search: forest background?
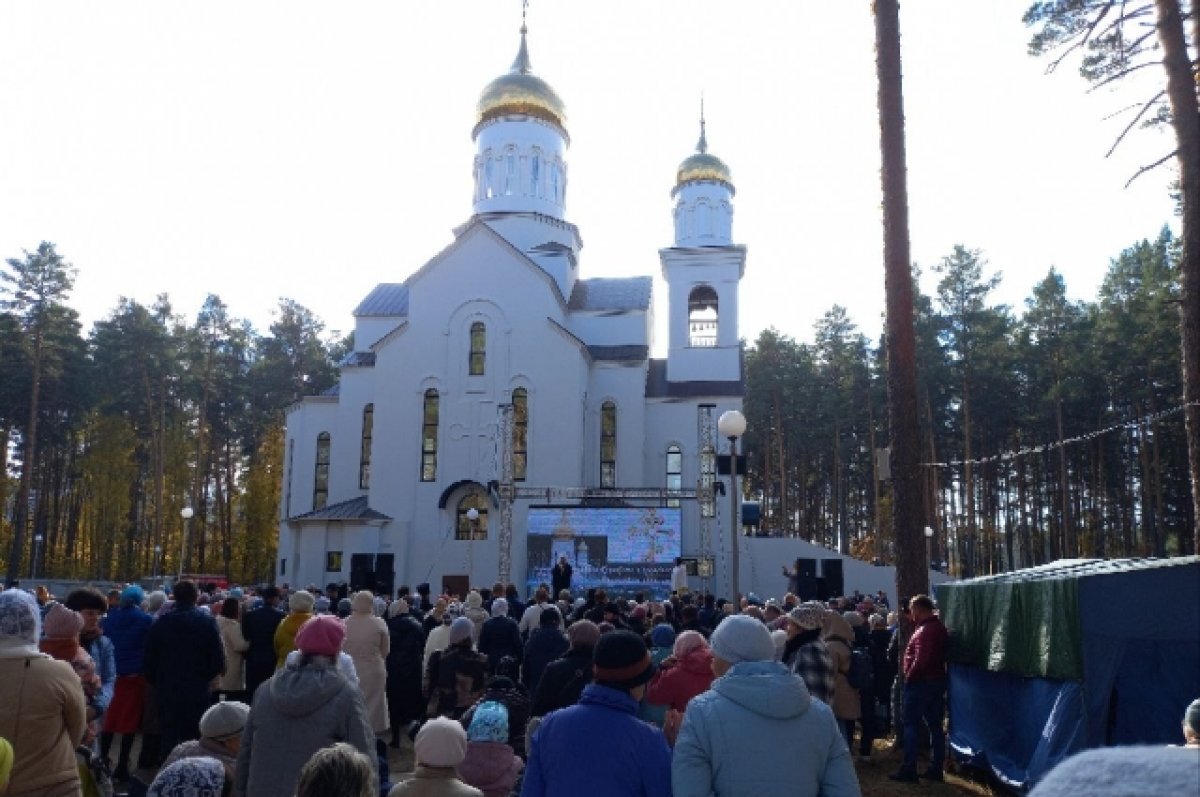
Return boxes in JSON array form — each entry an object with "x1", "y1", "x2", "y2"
[{"x1": 0, "y1": 226, "x2": 1190, "y2": 585}]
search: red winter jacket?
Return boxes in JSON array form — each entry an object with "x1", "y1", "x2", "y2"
[
  {"x1": 903, "y1": 615, "x2": 948, "y2": 682},
  {"x1": 645, "y1": 646, "x2": 715, "y2": 712}
]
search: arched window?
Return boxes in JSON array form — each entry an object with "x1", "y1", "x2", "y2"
[
  {"x1": 484, "y1": 157, "x2": 494, "y2": 199},
  {"x1": 513, "y1": 388, "x2": 529, "y2": 481},
  {"x1": 456, "y1": 492, "x2": 488, "y2": 541},
  {"x1": 313, "y1": 432, "x2": 331, "y2": 510},
  {"x1": 551, "y1": 162, "x2": 560, "y2": 203},
  {"x1": 530, "y1": 153, "x2": 541, "y2": 197},
  {"x1": 421, "y1": 390, "x2": 439, "y2": 482},
  {"x1": 469, "y1": 322, "x2": 486, "y2": 376},
  {"x1": 359, "y1": 404, "x2": 373, "y2": 489},
  {"x1": 504, "y1": 151, "x2": 516, "y2": 195},
  {"x1": 666, "y1": 444, "x2": 683, "y2": 508},
  {"x1": 600, "y1": 401, "x2": 617, "y2": 488},
  {"x1": 688, "y1": 285, "x2": 719, "y2": 347}
]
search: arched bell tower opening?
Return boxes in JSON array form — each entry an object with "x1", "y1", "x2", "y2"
[{"x1": 688, "y1": 286, "x2": 719, "y2": 348}]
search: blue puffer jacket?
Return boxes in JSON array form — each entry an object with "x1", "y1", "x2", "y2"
[
  {"x1": 522, "y1": 684, "x2": 672, "y2": 797},
  {"x1": 672, "y1": 660, "x2": 861, "y2": 797},
  {"x1": 103, "y1": 604, "x2": 153, "y2": 676}
]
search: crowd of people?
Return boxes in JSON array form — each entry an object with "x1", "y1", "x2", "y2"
[{"x1": 1, "y1": 574, "x2": 1196, "y2": 797}]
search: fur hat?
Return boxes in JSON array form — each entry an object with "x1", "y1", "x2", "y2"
[
  {"x1": 199, "y1": 701, "x2": 250, "y2": 740},
  {"x1": 43, "y1": 603, "x2": 84, "y2": 640},
  {"x1": 710, "y1": 613, "x2": 776, "y2": 665},
  {"x1": 449, "y1": 616, "x2": 475, "y2": 645},
  {"x1": 294, "y1": 615, "x2": 345, "y2": 656},
  {"x1": 467, "y1": 701, "x2": 509, "y2": 743},
  {"x1": 414, "y1": 716, "x2": 468, "y2": 768},
  {"x1": 592, "y1": 630, "x2": 655, "y2": 689},
  {"x1": 787, "y1": 603, "x2": 825, "y2": 631},
  {"x1": 289, "y1": 590, "x2": 316, "y2": 614},
  {"x1": 351, "y1": 590, "x2": 374, "y2": 614}
]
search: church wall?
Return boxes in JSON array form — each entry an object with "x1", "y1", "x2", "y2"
[
  {"x1": 585, "y1": 363, "x2": 647, "y2": 488},
  {"x1": 354, "y1": 316, "x2": 402, "y2": 352}
]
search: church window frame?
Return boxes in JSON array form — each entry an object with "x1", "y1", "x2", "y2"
[
  {"x1": 666, "y1": 444, "x2": 683, "y2": 508},
  {"x1": 600, "y1": 400, "x2": 617, "y2": 488},
  {"x1": 504, "y1": 149, "x2": 517, "y2": 196},
  {"x1": 469, "y1": 321, "x2": 486, "y2": 376},
  {"x1": 688, "y1": 285, "x2": 719, "y2": 348},
  {"x1": 513, "y1": 387, "x2": 529, "y2": 481},
  {"x1": 456, "y1": 492, "x2": 489, "y2": 541},
  {"x1": 359, "y1": 403, "x2": 374, "y2": 490},
  {"x1": 484, "y1": 155, "x2": 495, "y2": 199},
  {"x1": 530, "y1": 152, "x2": 541, "y2": 197},
  {"x1": 421, "y1": 389, "x2": 439, "y2": 482},
  {"x1": 313, "y1": 431, "x2": 331, "y2": 510}
]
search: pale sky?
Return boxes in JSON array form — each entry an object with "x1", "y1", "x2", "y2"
[{"x1": 0, "y1": 1, "x2": 1177, "y2": 353}]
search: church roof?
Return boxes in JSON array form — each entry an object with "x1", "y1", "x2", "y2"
[
  {"x1": 568, "y1": 277, "x2": 652, "y2": 312},
  {"x1": 645, "y1": 358, "x2": 743, "y2": 398},
  {"x1": 339, "y1": 351, "x2": 377, "y2": 368},
  {"x1": 320, "y1": 382, "x2": 340, "y2": 397},
  {"x1": 588, "y1": 345, "x2": 649, "y2": 362},
  {"x1": 290, "y1": 496, "x2": 392, "y2": 523},
  {"x1": 354, "y1": 284, "x2": 409, "y2": 317}
]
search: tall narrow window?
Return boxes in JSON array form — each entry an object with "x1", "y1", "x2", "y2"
[
  {"x1": 421, "y1": 390, "x2": 439, "y2": 482},
  {"x1": 666, "y1": 444, "x2": 683, "y2": 508},
  {"x1": 359, "y1": 404, "x2": 373, "y2": 489},
  {"x1": 551, "y1": 162, "x2": 560, "y2": 203},
  {"x1": 456, "y1": 492, "x2": 488, "y2": 540},
  {"x1": 600, "y1": 401, "x2": 617, "y2": 488},
  {"x1": 504, "y1": 152, "x2": 516, "y2": 195},
  {"x1": 285, "y1": 438, "x2": 295, "y2": 518},
  {"x1": 513, "y1": 388, "x2": 529, "y2": 481},
  {"x1": 469, "y1": 322, "x2": 486, "y2": 375},
  {"x1": 530, "y1": 155, "x2": 540, "y2": 197},
  {"x1": 688, "y1": 285, "x2": 719, "y2": 347},
  {"x1": 313, "y1": 432, "x2": 331, "y2": 510},
  {"x1": 485, "y1": 157, "x2": 494, "y2": 199}
]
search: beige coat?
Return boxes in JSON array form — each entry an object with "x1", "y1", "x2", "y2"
[
  {"x1": 218, "y1": 615, "x2": 250, "y2": 692},
  {"x1": 388, "y1": 766, "x2": 483, "y2": 797},
  {"x1": 0, "y1": 652, "x2": 87, "y2": 797},
  {"x1": 343, "y1": 610, "x2": 391, "y2": 733},
  {"x1": 822, "y1": 612, "x2": 861, "y2": 721}
]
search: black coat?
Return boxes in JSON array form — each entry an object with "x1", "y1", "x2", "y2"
[
  {"x1": 144, "y1": 605, "x2": 224, "y2": 700},
  {"x1": 522, "y1": 627, "x2": 569, "y2": 695},
  {"x1": 530, "y1": 646, "x2": 593, "y2": 716},
  {"x1": 551, "y1": 563, "x2": 572, "y2": 597},
  {"x1": 385, "y1": 613, "x2": 426, "y2": 724},
  {"x1": 478, "y1": 615, "x2": 523, "y2": 672}
]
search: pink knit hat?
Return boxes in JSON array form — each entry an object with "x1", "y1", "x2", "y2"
[
  {"x1": 43, "y1": 603, "x2": 84, "y2": 640},
  {"x1": 294, "y1": 615, "x2": 345, "y2": 656}
]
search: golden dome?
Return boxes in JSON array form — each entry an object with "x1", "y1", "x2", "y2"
[
  {"x1": 474, "y1": 27, "x2": 567, "y2": 138},
  {"x1": 675, "y1": 114, "x2": 734, "y2": 191},
  {"x1": 677, "y1": 152, "x2": 733, "y2": 186}
]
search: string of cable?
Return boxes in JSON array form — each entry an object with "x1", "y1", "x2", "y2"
[{"x1": 921, "y1": 401, "x2": 1200, "y2": 469}]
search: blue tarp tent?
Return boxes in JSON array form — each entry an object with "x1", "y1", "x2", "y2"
[{"x1": 936, "y1": 557, "x2": 1200, "y2": 791}]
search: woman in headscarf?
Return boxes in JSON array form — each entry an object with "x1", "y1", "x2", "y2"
[
  {"x1": 645, "y1": 630, "x2": 715, "y2": 714},
  {"x1": 385, "y1": 598, "x2": 426, "y2": 747},
  {"x1": 0, "y1": 589, "x2": 87, "y2": 797},
  {"x1": 236, "y1": 615, "x2": 375, "y2": 797},
  {"x1": 426, "y1": 617, "x2": 489, "y2": 719},
  {"x1": 148, "y1": 756, "x2": 230, "y2": 797}
]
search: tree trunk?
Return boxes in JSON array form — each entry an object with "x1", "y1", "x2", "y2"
[
  {"x1": 6, "y1": 328, "x2": 43, "y2": 586},
  {"x1": 874, "y1": 0, "x2": 927, "y2": 605},
  {"x1": 1155, "y1": 0, "x2": 1200, "y2": 553}
]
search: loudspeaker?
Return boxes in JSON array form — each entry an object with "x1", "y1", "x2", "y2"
[
  {"x1": 795, "y1": 558, "x2": 817, "y2": 579},
  {"x1": 350, "y1": 553, "x2": 375, "y2": 592},
  {"x1": 795, "y1": 575, "x2": 819, "y2": 602},
  {"x1": 375, "y1": 554, "x2": 395, "y2": 596},
  {"x1": 821, "y1": 559, "x2": 844, "y2": 599}
]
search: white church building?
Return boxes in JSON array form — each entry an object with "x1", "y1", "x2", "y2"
[{"x1": 277, "y1": 26, "x2": 746, "y2": 599}]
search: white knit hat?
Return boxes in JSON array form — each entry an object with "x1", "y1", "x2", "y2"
[{"x1": 414, "y1": 716, "x2": 468, "y2": 767}]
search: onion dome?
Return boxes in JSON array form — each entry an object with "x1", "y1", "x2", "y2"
[
  {"x1": 474, "y1": 25, "x2": 567, "y2": 139},
  {"x1": 674, "y1": 114, "x2": 734, "y2": 194}
]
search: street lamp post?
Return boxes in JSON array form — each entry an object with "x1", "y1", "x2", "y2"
[
  {"x1": 180, "y1": 506, "x2": 194, "y2": 581},
  {"x1": 718, "y1": 409, "x2": 747, "y2": 601},
  {"x1": 466, "y1": 507, "x2": 480, "y2": 581},
  {"x1": 153, "y1": 545, "x2": 162, "y2": 584},
  {"x1": 31, "y1": 534, "x2": 44, "y2": 580},
  {"x1": 924, "y1": 526, "x2": 934, "y2": 585}
]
